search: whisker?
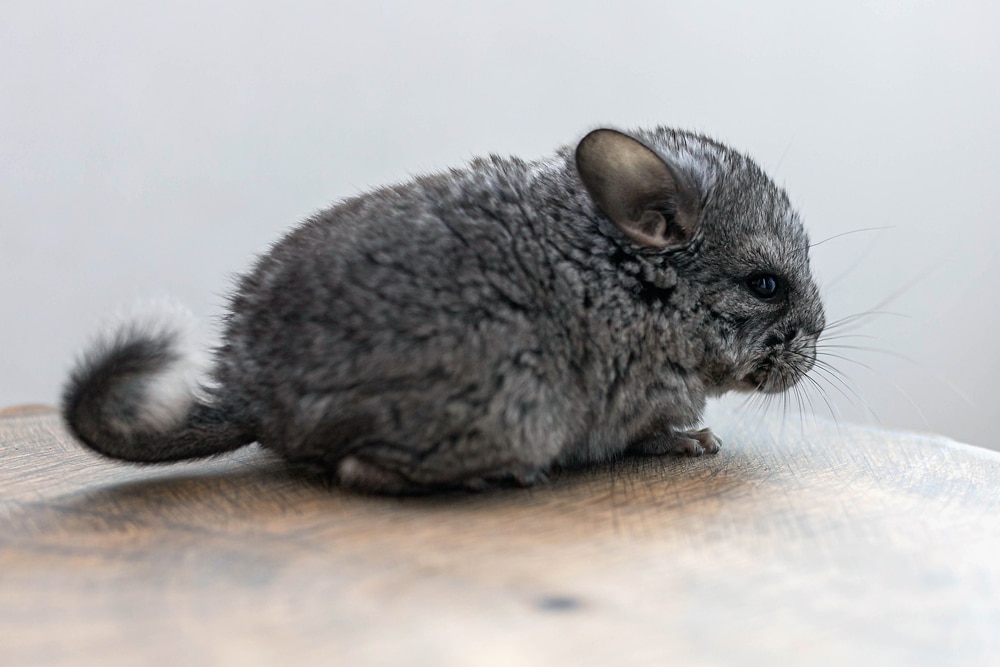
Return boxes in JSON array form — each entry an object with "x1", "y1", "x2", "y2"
[
  {"x1": 819, "y1": 343, "x2": 913, "y2": 356},
  {"x1": 800, "y1": 372, "x2": 841, "y2": 426},
  {"x1": 809, "y1": 363, "x2": 867, "y2": 412},
  {"x1": 790, "y1": 379, "x2": 818, "y2": 435},
  {"x1": 800, "y1": 380, "x2": 822, "y2": 424},
  {"x1": 824, "y1": 242, "x2": 878, "y2": 291},
  {"x1": 780, "y1": 382, "x2": 790, "y2": 440},
  {"x1": 814, "y1": 352, "x2": 930, "y2": 430},
  {"x1": 804, "y1": 354, "x2": 881, "y2": 422},
  {"x1": 817, "y1": 332, "x2": 879, "y2": 343},
  {"x1": 810, "y1": 226, "x2": 894, "y2": 248},
  {"x1": 864, "y1": 263, "x2": 945, "y2": 314},
  {"x1": 823, "y1": 310, "x2": 911, "y2": 333},
  {"x1": 817, "y1": 343, "x2": 975, "y2": 408},
  {"x1": 773, "y1": 134, "x2": 795, "y2": 173},
  {"x1": 812, "y1": 351, "x2": 880, "y2": 375}
]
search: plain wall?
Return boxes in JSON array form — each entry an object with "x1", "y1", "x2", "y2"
[{"x1": 2, "y1": 1, "x2": 997, "y2": 448}]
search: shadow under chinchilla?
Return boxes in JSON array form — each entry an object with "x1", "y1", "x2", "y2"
[{"x1": 6, "y1": 442, "x2": 770, "y2": 560}]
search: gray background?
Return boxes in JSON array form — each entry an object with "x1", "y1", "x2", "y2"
[{"x1": 2, "y1": 1, "x2": 997, "y2": 449}]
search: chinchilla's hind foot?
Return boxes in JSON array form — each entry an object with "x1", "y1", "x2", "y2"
[
  {"x1": 336, "y1": 452, "x2": 549, "y2": 495},
  {"x1": 336, "y1": 455, "x2": 430, "y2": 495},
  {"x1": 628, "y1": 427, "x2": 722, "y2": 457}
]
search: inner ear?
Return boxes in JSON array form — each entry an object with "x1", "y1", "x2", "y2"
[{"x1": 575, "y1": 129, "x2": 700, "y2": 249}]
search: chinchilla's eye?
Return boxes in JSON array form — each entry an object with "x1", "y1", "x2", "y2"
[{"x1": 746, "y1": 273, "x2": 783, "y2": 300}]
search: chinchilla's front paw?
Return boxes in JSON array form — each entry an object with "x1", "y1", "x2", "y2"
[{"x1": 629, "y1": 427, "x2": 722, "y2": 457}]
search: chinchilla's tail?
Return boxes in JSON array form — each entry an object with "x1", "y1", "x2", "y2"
[{"x1": 61, "y1": 309, "x2": 254, "y2": 463}]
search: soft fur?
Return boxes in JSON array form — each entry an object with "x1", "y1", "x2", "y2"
[{"x1": 63, "y1": 127, "x2": 825, "y2": 493}]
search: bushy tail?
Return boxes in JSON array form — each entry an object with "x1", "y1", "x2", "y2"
[{"x1": 61, "y1": 312, "x2": 254, "y2": 463}]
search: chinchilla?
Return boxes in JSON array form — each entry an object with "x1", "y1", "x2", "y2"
[{"x1": 62, "y1": 127, "x2": 825, "y2": 493}]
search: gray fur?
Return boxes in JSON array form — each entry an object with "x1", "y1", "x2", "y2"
[{"x1": 62, "y1": 126, "x2": 825, "y2": 493}]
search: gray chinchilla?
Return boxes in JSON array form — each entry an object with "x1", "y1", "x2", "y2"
[{"x1": 63, "y1": 127, "x2": 825, "y2": 493}]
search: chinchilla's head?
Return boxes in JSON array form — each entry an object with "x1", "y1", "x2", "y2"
[{"x1": 575, "y1": 127, "x2": 825, "y2": 396}]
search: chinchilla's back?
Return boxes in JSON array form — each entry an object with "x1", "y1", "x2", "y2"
[{"x1": 212, "y1": 156, "x2": 604, "y2": 464}]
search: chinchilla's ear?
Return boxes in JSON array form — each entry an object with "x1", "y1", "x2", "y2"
[{"x1": 576, "y1": 129, "x2": 700, "y2": 249}]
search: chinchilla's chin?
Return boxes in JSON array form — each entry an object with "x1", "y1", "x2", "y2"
[
  {"x1": 704, "y1": 375, "x2": 760, "y2": 397},
  {"x1": 740, "y1": 356, "x2": 813, "y2": 394},
  {"x1": 756, "y1": 376, "x2": 801, "y2": 395}
]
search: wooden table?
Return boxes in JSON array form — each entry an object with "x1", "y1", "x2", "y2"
[{"x1": 1, "y1": 406, "x2": 997, "y2": 666}]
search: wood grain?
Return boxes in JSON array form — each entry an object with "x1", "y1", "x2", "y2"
[{"x1": 0, "y1": 407, "x2": 997, "y2": 666}]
